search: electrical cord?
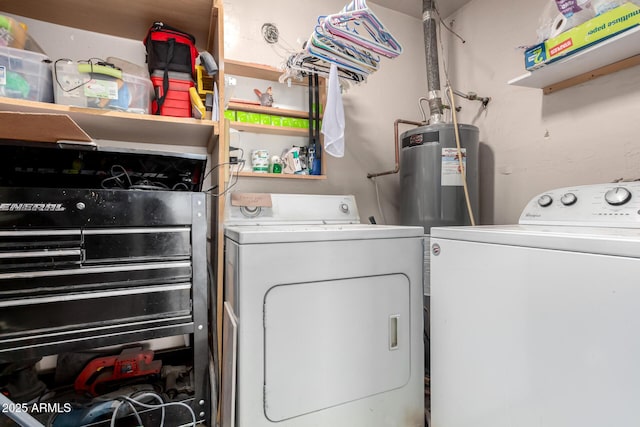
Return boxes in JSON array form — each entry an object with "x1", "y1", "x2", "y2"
[
  {"x1": 202, "y1": 159, "x2": 242, "y2": 183},
  {"x1": 110, "y1": 398, "x2": 144, "y2": 427},
  {"x1": 447, "y1": 84, "x2": 476, "y2": 226},
  {"x1": 433, "y1": 5, "x2": 477, "y2": 226},
  {"x1": 100, "y1": 164, "x2": 177, "y2": 191},
  {"x1": 101, "y1": 165, "x2": 133, "y2": 189},
  {"x1": 54, "y1": 57, "x2": 121, "y2": 93},
  {"x1": 372, "y1": 176, "x2": 387, "y2": 224},
  {"x1": 109, "y1": 391, "x2": 195, "y2": 427},
  {"x1": 203, "y1": 159, "x2": 245, "y2": 197}
]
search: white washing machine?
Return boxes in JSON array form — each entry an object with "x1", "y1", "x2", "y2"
[
  {"x1": 430, "y1": 182, "x2": 640, "y2": 427},
  {"x1": 222, "y1": 193, "x2": 424, "y2": 427}
]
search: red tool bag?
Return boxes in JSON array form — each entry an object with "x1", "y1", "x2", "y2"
[{"x1": 144, "y1": 21, "x2": 198, "y2": 114}]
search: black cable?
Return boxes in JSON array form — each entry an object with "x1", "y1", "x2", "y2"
[
  {"x1": 202, "y1": 161, "x2": 239, "y2": 182},
  {"x1": 54, "y1": 57, "x2": 120, "y2": 94},
  {"x1": 204, "y1": 160, "x2": 245, "y2": 197},
  {"x1": 101, "y1": 165, "x2": 133, "y2": 189}
]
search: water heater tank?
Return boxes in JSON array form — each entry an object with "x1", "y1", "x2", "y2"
[{"x1": 399, "y1": 123, "x2": 479, "y2": 233}]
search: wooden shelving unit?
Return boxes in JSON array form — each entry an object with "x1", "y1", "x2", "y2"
[
  {"x1": 223, "y1": 58, "x2": 326, "y2": 179},
  {"x1": 0, "y1": 0, "x2": 218, "y2": 51},
  {"x1": 0, "y1": 98, "x2": 218, "y2": 147},
  {"x1": 508, "y1": 26, "x2": 640, "y2": 94},
  {"x1": 0, "y1": 0, "x2": 222, "y2": 149},
  {"x1": 0, "y1": 3, "x2": 227, "y2": 424}
]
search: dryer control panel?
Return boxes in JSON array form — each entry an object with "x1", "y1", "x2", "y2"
[
  {"x1": 519, "y1": 182, "x2": 640, "y2": 227},
  {"x1": 224, "y1": 193, "x2": 360, "y2": 226}
]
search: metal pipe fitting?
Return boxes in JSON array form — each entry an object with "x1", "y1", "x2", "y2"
[{"x1": 367, "y1": 119, "x2": 423, "y2": 179}]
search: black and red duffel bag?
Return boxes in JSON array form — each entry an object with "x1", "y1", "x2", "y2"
[
  {"x1": 144, "y1": 22, "x2": 198, "y2": 114},
  {"x1": 144, "y1": 21, "x2": 198, "y2": 75}
]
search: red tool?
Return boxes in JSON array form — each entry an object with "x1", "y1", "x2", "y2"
[{"x1": 74, "y1": 347, "x2": 162, "y2": 396}]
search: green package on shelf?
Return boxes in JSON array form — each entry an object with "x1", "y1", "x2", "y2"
[
  {"x1": 291, "y1": 118, "x2": 304, "y2": 128},
  {"x1": 248, "y1": 113, "x2": 261, "y2": 124},
  {"x1": 224, "y1": 110, "x2": 236, "y2": 121},
  {"x1": 282, "y1": 117, "x2": 294, "y2": 127},
  {"x1": 260, "y1": 114, "x2": 271, "y2": 125},
  {"x1": 271, "y1": 116, "x2": 282, "y2": 126},
  {"x1": 236, "y1": 111, "x2": 250, "y2": 122}
]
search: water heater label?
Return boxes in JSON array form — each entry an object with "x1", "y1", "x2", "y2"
[{"x1": 441, "y1": 148, "x2": 466, "y2": 187}]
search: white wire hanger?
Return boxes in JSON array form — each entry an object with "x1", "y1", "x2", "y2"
[
  {"x1": 323, "y1": 0, "x2": 403, "y2": 59},
  {"x1": 280, "y1": 0, "x2": 401, "y2": 85}
]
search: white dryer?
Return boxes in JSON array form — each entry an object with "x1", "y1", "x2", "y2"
[
  {"x1": 431, "y1": 183, "x2": 640, "y2": 427},
  {"x1": 222, "y1": 193, "x2": 424, "y2": 427}
]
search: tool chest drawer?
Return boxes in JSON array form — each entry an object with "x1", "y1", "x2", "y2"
[{"x1": 0, "y1": 187, "x2": 208, "y2": 362}]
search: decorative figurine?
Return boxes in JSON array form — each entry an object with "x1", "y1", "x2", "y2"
[{"x1": 254, "y1": 86, "x2": 273, "y2": 107}]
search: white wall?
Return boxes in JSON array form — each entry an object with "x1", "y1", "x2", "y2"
[
  {"x1": 442, "y1": 0, "x2": 640, "y2": 224},
  {"x1": 223, "y1": 0, "x2": 427, "y2": 224}
]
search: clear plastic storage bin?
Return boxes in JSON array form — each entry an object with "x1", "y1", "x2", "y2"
[
  {"x1": 0, "y1": 46, "x2": 53, "y2": 102},
  {"x1": 53, "y1": 61, "x2": 153, "y2": 114}
]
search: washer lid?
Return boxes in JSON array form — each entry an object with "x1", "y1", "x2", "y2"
[
  {"x1": 224, "y1": 224, "x2": 424, "y2": 244},
  {"x1": 432, "y1": 224, "x2": 640, "y2": 258}
]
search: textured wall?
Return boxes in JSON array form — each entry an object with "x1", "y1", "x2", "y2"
[
  {"x1": 441, "y1": 0, "x2": 640, "y2": 224},
  {"x1": 223, "y1": 0, "x2": 428, "y2": 224}
]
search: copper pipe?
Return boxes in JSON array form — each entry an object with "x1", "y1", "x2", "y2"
[{"x1": 367, "y1": 119, "x2": 423, "y2": 179}]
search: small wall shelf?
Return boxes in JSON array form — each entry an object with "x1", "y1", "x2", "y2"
[
  {"x1": 230, "y1": 122, "x2": 309, "y2": 137},
  {"x1": 237, "y1": 171, "x2": 326, "y2": 180},
  {"x1": 227, "y1": 102, "x2": 315, "y2": 119},
  {"x1": 508, "y1": 26, "x2": 640, "y2": 94}
]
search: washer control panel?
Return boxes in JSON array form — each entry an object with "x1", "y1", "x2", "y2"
[{"x1": 520, "y1": 183, "x2": 640, "y2": 227}]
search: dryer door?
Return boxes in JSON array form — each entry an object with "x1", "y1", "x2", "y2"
[{"x1": 263, "y1": 274, "x2": 411, "y2": 422}]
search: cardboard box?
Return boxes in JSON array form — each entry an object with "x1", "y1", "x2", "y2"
[{"x1": 524, "y1": 2, "x2": 640, "y2": 70}]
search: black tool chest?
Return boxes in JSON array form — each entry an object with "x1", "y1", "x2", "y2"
[{"x1": 0, "y1": 145, "x2": 210, "y2": 425}]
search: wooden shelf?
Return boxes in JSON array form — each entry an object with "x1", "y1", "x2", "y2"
[
  {"x1": 508, "y1": 26, "x2": 640, "y2": 94},
  {"x1": 237, "y1": 171, "x2": 326, "y2": 180},
  {"x1": 225, "y1": 59, "x2": 283, "y2": 81},
  {"x1": 227, "y1": 102, "x2": 316, "y2": 119},
  {"x1": 223, "y1": 57, "x2": 327, "y2": 178},
  {"x1": 230, "y1": 122, "x2": 309, "y2": 137},
  {"x1": 0, "y1": 97, "x2": 218, "y2": 148},
  {"x1": 0, "y1": 0, "x2": 219, "y2": 50},
  {"x1": 224, "y1": 58, "x2": 314, "y2": 86}
]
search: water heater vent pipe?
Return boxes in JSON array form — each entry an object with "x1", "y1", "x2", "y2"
[{"x1": 423, "y1": 0, "x2": 443, "y2": 124}]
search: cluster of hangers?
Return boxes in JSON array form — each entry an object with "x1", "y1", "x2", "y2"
[{"x1": 280, "y1": 0, "x2": 402, "y2": 87}]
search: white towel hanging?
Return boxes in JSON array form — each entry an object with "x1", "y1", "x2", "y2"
[{"x1": 322, "y1": 64, "x2": 345, "y2": 158}]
